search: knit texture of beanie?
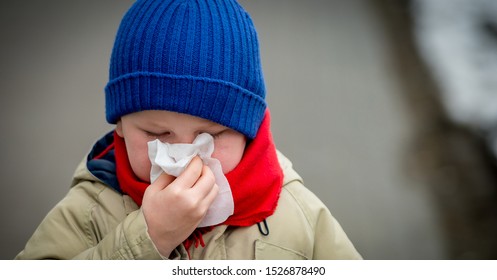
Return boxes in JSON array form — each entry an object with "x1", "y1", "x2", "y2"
[{"x1": 105, "y1": 0, "x2": 266, "y2": 138}]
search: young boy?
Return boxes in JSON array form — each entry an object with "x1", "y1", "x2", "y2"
[{"x1": 16, "y1": 0, "x2": 361, "y2": 260}]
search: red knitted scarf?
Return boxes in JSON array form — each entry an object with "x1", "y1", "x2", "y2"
[{"x1": 113, "y1": 110, "x2": 283, "y2": 253}]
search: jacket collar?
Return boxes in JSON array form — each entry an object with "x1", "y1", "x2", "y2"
[{"x1": 85, "y1": 131, "x2": 121, "y2": 193}]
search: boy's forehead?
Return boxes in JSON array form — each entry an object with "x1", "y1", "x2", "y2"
[{"x1": 126, "y1": 110, "x2": 226, "y2": 128}]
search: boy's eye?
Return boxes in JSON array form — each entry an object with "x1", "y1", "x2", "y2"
[
  {"x1": 145, "y1": 130, "x2": 170, "y2": 138},
  {"x1": 209, "y1": 129, "x2": 227, "y2": 139},
  {"x1": 196, "y1": 130, "x2": 224, "y2": 139}
]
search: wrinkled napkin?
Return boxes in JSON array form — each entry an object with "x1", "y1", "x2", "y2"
[{"x1": 147, "y1": 133, "x2": 234, "y2": 227}]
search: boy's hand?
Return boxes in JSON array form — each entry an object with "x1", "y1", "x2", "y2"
[{"x1": 142, "y1": 156, "x2": 219, "y2": 257}]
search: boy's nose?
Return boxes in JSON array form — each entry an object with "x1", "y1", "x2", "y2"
[{"x1": 170, "y1": 134, "x2": 197, "y2": 144}]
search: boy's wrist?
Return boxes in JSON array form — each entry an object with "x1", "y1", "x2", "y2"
[
  {"x1": 121, "y1": 209, "x2": 165, "y2": 260},
  {"x1": 146, "y1": 229, "x2": 176, "y2": 258}
]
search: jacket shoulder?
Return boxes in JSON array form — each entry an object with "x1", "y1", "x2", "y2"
[
  {"x1": 276, "y1": 150, "x2": 328, "y2": 230},
  {"x1": 268, "y1": 151, "x2": 362, "y2": 259},
  {"x1": 16, "y1": 159, "x2": 134, "y2": 259}
]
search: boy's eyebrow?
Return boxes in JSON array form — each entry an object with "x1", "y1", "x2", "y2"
[
  {"x1": 137, "y1": 116, "x2": 225, "y2": 130},
  {"x1": 138, "y1": 118, "x2": 170, "y2": 128},
  {"x1": 202, "y1": 122, "x2": 221, "y2": 129},
  {"x1": 186, "y1": 116, "x2": 225, "y2": 129}
]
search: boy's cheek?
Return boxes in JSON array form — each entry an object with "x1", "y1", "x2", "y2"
[
  {"x1": 214, "y1": 152, "x2": 242, "y2": 174},
  {"x1": 129, "y1": 156, "x2": 153, "y2": 183}
]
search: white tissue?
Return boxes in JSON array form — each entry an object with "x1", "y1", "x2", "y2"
[{"x1": 147, "y1": 133, "x2": 234, "y2": 227}]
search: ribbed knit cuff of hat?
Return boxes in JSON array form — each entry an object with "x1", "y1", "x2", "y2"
[{"x1": 105, "y1": 72, "x2": 266, "y2": 139}]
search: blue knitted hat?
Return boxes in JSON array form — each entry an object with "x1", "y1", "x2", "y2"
[{"x1": 105, "y1": 0, "x2": 266, "y2": 138}]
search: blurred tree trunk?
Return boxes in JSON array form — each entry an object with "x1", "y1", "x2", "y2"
[{"x1": 372, "y1": 0, "x2": 497, "y2": 259}]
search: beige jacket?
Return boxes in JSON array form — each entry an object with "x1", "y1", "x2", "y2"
[{"x1": 16, "y1": 151, "x2": 361, "y2": 260}]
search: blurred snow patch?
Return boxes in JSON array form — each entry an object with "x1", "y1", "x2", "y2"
[{"x1": 412, "y1": 0, "x2": 497, "y2": 133}]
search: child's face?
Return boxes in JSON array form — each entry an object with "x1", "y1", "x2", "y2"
[{"x1": 116, "y1": 110, "x2": 247, "y2": 183}]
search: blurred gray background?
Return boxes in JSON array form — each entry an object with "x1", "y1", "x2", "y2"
[{"x1": 2, "y1": 0, "x2": 497, "y2": 259}]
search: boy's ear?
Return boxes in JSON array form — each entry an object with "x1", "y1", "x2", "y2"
[{"x1": 116, "y1": 120, "x2": 124, "y2": 137}]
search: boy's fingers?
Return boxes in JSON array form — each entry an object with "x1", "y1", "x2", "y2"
[
  {"x1": 189, "y1": 165, "x2": 217, "y2": 198},
  {"x1": 196, "y1": 178, "x2": 219, "y2": 218},
  {"x1": 203, "y1": 182, "x2": 219, "y2": 208},
  {"x1": 147, "y1": 172, "x2": 175, "y2": 193},
  {"x1": 169, "y1": 156, "x2": 203, "y2": 190}
]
